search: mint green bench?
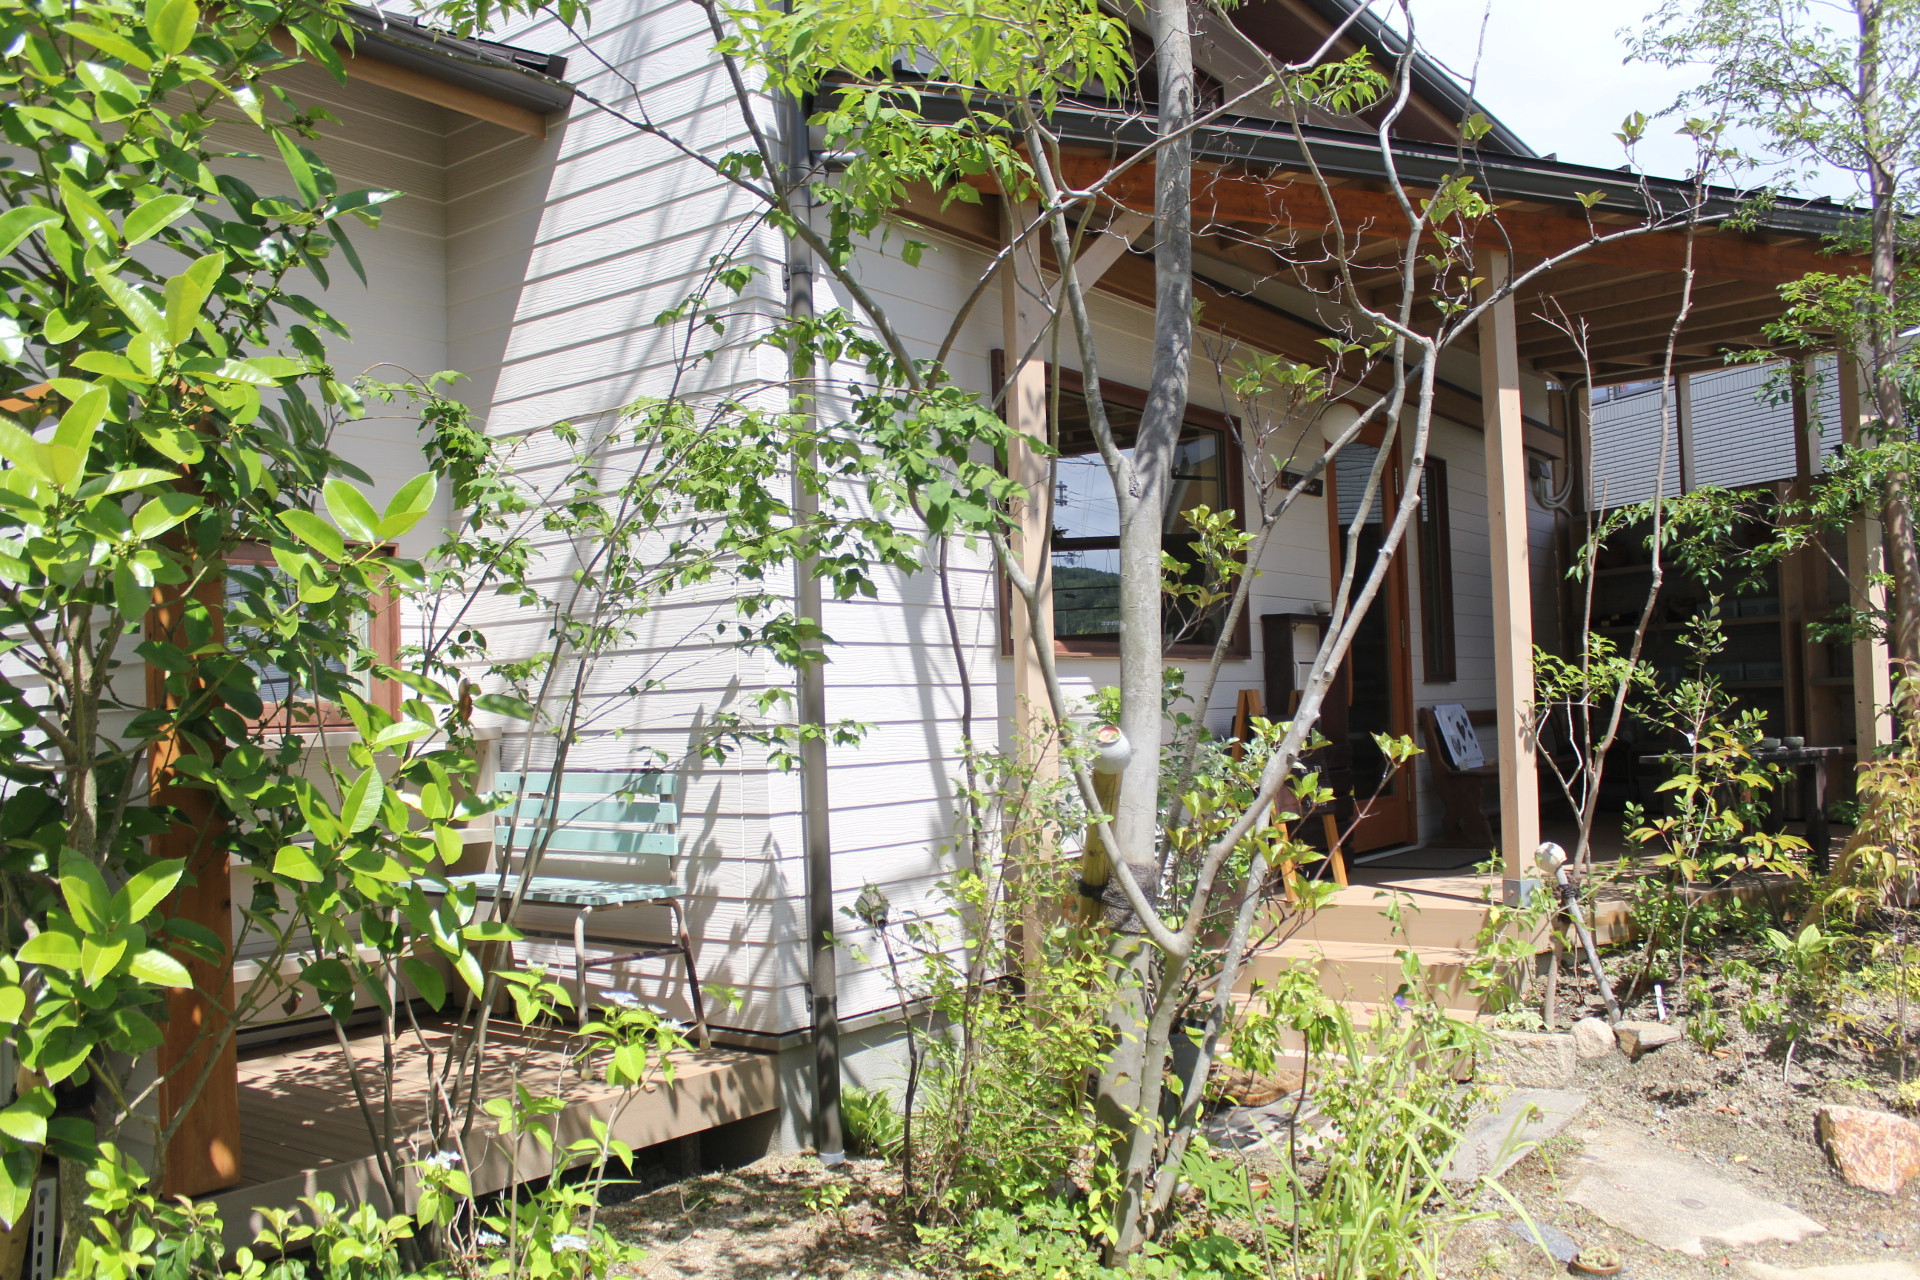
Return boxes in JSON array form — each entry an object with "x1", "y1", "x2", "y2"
[{"x1": 447, "y1": 770, "x2": 708, "y2": 1047}]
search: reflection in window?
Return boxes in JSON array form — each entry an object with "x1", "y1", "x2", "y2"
[{"x1": 1047, "y1": 385, "x2": 1232, "y2": 646}]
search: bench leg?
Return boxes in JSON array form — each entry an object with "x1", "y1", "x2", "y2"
[
  {"x1": 573, "y1": 905, "x2": 594, "y2": 1028},
  {"x1": 670, "y1": 901, "x2": 711, "y2": 1051}
]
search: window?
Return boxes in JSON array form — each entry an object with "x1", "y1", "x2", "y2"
[
  {"x1": 1045, "y1": 374, "x2": 1243, "y2": 654},
  {"x1": 223, "y1": 543, "x2": 400, "y2": 726},
  {"x1": 1418, "y1": 459, "x2": 1456, "y2": 683}
]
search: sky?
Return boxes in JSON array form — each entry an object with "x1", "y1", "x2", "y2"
[{"x1": 1393, "y1": 0, "x2": 1854, "y2": 199}]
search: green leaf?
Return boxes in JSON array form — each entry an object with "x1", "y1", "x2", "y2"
[
  {"x1": 112, "y1": 562, "x2": 147, "y2": 622},
  {"x1": 273, "y1": 131, "x2": 321, "y2": 206},
  {"x1": 378, "y1": 473, "x2": 438, "y2": 540},
  {"x1": 279, "y1": 509, "x2": 345, "y2": 562},
  {"x1": 474, "y1": 693, "x2": 535, "y2": 720},
  {"x1": 59, "y1": 853, "x2": 112, "y2": 931},
  {"x1": 58, "y1": 178, "x2": 115, "y2": 253},
  {"x1": 122, "y1": 194, "x2": 195, "y2": 247},
  {"x1": 0, "y1": 207, "x2": 60, "y2": 259},
  {"x1": 82, "y1": 931, "x2": 130, "y2": 985},
  {"x1": 59, "y1": 22, "x2": 155, "y2": 69},
  {"x1": 163, "y1": 252, "x2": 224, "y2": 346},
  {"x1": 145, "y1": 0, "x2": 197, "y2": 55},
  {"x1": 115, "y1": 858, "x2": 184, "y2": 925},
  {"x1": 272, "y1": 844, "x2": 323, "y2": 883},
  {"x1": 93, "y1": 272, "x2": 166, "y2": 338},
  {"x1": 339, "y1": 769, "x2": 384, "y2": 834},
  {"x1": 401, "y1": 957, "x2": 446, "y2": 1010},
  {"x1": 49, "y1": 388, "x2": 106, "y2": 492},
  {"x1": 322, "y1": 479, "x2": 379, "y2": 544},
  {"x1": 131, "y1": 491, "x2": 201, "y2": 540},
  {"x1": 454, "y1": 947, "x2": 484, "y2": 998},
  {"x1": 0, "y1": 1090, "x2": 53, "y2": 1146},
  {"x1": 17, "y1": 930, "x2": 80, "y2": 971},
  {"x1": 127, "y1": 948, "x2": 192, "y2": 987},
  {"x1": 81, "y1": 468, "x2": 179, "y2": 499}
]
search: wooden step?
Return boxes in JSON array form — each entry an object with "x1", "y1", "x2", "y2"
[
  {"x1": 1286, "y1": 886, "x2": 1491, "y2": 950},
  {"x1": 1238, "y1": 939, "x2": 1482, "y2": 1012}
]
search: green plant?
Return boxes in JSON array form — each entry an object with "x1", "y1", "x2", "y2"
[
  {"x1": 1684, "y1": 976, "x2": 1727, "y2": 1053},
  {"x1": 840, "y1": 1085, "x2": 905, "y2": 1161}
]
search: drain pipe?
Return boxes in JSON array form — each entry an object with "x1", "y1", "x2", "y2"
[{"x1": 784, "y1": 81, "x2": 843, "y2": 1166}]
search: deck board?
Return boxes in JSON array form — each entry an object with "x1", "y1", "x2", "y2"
[{"x1": 205, "y1": 1015, "x2": 777, "y2": 1246}]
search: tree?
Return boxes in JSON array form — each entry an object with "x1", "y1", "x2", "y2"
[
  {"x1": 430, "y1": 0, "x2": 1756, "y2": 1255},
  {"x1": 1633, "y1": 0, "x2": 1920, "y2": 702}
]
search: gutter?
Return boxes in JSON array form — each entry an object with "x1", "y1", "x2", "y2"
[{"x1": 336, "y1": 4, "x2": 575, "y2": 125}]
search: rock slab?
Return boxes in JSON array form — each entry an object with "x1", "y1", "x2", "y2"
[
  {"x1": 1614, "y1": 1019, "x2": 1681, "y2": 1060},
  {"x1": 1506, "y1": 1217, "x2": 1578, "y2": 1264},
  {"x1": 1814, "y1": 1104, "x2": 1920, "y2": 1195},
  {"x1": 1479, "y1": 1029, "x2": 1577, "y2": 1088},
  {"x1": 1446, "y1": 1089, "x2": 1588, "y2": 1182},
  {"x1": 1566, "y1": 1123, "x2": 1825, "y2": 1255},
  {"x1": 1572, "y1": 1017, "x2": 1615, "y2": 1059}
]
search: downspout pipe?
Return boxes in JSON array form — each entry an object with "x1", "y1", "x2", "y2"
[{"x1": 784, "y1": 79, "x2": 844, "y2": 1166}]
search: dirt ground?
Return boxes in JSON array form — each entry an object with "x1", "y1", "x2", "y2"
[
  {"x1": 1446, "y1": 1035, "x2": 1920, "y2": 1279},
  {"x1": 601, "y1": 1154, "x2": 928, "y2": 1280}
]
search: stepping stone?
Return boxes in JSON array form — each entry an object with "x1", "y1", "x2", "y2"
[
  {"x1": 1506, "y1": 1217, "x2": 1578, "y2": 1263},
  {"x1": 1205, "y1": 1095, "x2": 1339, "y2": 1156},
  {"x1": 1566, "y1": 1124, "x2": 1825, "y2": 1255},
  {"x1": 1445, "y1": 1089, "x2": 1588, "y2": 1182},
  {"x1": 1743, "y1": 1264, "x2": 1920, "y2": 1280},
  {"x1": 1614, "y1": 1020, "x2": 1682, "y2": 1060}
]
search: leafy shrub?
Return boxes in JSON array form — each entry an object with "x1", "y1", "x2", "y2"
[{"x1": 841, "y1": 1085, "x2": 905, "y2": 1160}]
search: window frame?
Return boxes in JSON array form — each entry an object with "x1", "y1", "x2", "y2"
[
  {"x1": 1417, "y1": 457, "x2": 1457, "y2": 683},
  {"x1": 225, "y1": 541, "x2": 402, "y2": 729},
  {"x1": 991, "y1": 358, "x2": 1251, "y2": 661}
]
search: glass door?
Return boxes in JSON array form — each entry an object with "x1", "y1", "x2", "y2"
[{"x1": 1327, "y1": 430, "x2": 1417, "y2": 851}]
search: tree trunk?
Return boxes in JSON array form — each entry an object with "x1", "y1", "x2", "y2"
[{"x1": 1096, "y1": 0, "x2": 1193, "y2": 1252}]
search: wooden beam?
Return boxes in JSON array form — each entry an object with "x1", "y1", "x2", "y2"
[
  {"x1": 1002, "y1": 195, "x2": 1055, "y2": 805},
  {"x1": 1840, "y1": 353, "x2": 1893, "y2": 751},
  {"x1": 1477, "y1": 250, "x2": 1540, "y2": 902},
  {"x1": 1045, "y1": 154, "x2": 1857, "y2": 287},
  {"x1": 1514, "y1": 283, "x2": 1780, "y2": 358},
  {"x1": 895, "y1": 185, "x2": 1482, "y2": 431},
  {"x1": 272, "y1": 31, "x2": 551, "y2": 138}
]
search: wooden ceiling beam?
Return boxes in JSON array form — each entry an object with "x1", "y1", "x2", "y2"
[
  {"x1": 1514, "y1": 283, "x2": 1782, "y2": 357},
  {"x1": 1033, "y1": 153, "x2": 1856, "y2": 287}
]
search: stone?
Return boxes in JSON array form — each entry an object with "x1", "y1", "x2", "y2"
[
  {"x1": 1565, "y1": 1124, "x2": 1825, "y2": 1255},
  {"x1": 1744, "y1": 1264, "x2": 1920, "y2": 1280},
  {"x1": 1614, "y1": 1019, "x2": 1682, "y2": 1060},
  {"x1": 1505, "y1": 1217, "x2": 1578, "y2": 1264},
  {"x1": 1212, "y1": 1066, "x2": 1302, "y2": 1108},
  {"x1": 1446, "y1": 1089, "x2": 1588, "y2": 1182},
  {"x1": 1572, "y1": 1016, "x2": 1616, "y2": 1059},
  {"x1": 1478, "y1": 1029, "x2": 1577, "y2": 1088},
  {"x1": 1814, "y1": 1104, "x2": 1920, "y2": 1195}
]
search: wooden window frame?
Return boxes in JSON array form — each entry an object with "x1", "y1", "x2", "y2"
[
  {"x1": 991, "y1": 357, "x2": 1251, "y2": 661},
  {"x1": 1418, "y1": 458, "x2": 1457, "y2": 683},
  {"x1": 225, "y1": 541, "x2": 402, "y2": 728}
]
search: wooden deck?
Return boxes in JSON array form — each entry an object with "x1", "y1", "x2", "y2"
[{"x1": 205, "y1": 1017, "x2": 776, "y2": 1248}]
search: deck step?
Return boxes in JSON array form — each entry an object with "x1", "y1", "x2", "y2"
[
  {"x1": 1239, "y1": 939, "x2": 1482, "y2": 1012},
  {"x1": 1288, "y1": 887, "x2": 1492, "y2": 949}
]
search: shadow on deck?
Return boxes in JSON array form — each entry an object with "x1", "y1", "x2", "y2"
[{"x1": 205, "y1": 1017, "x2": 776, "y2": 1249}]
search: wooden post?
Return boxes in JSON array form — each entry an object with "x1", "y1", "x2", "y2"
[
  {"x1": 1477, "y1": 252, "x2": 1540, "y2": 902},
  {"x1": 1839, "y1": 353, "x2": 1894, "y2": 751},
  {"x1": 1002, "y1": 199, "x2": 1053, "y2": 751},
  {"x1": 1675, "y1": 371, "x2": 1697, "y2": 494},
  {"x1": 148, "y1": 571, "x2": 242, "y2": 1196}
]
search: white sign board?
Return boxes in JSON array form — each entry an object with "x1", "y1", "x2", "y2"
[{"x1": 1432, "y1": 703, "x2": 1485, "y2": 770}]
